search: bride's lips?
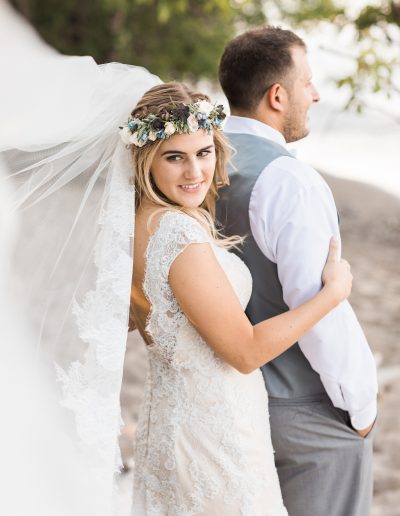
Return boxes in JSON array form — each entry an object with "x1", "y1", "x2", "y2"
[{"x1": 178, "y1": 181, "x2": 204, "y2": 193}]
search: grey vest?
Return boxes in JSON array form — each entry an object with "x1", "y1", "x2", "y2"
[{"x1": 216, "y1": 133, "x2": 325, "y2": 399}]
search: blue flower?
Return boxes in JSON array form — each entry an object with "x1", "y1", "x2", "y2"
[{"x1": 128, "y1": 118, "x2": 140, "y2": 130}]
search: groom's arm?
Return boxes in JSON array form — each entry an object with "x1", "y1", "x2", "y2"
[{"x1": 249, "y1": 156, "x2": 378, "y2": 431}]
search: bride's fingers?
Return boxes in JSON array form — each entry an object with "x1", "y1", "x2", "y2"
[
  {"x1": 340, "y1": 259, "x2": 350, "y2": 269},
  {"x1": 327, "y1": 237, "x2": 340, "y2": 263}
]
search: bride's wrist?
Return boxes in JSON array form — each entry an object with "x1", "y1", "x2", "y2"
[{"x1": 320, "y1": 283, "x2": 342, "y2": 308}]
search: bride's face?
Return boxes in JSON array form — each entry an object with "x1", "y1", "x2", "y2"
[{"x1": 150, "y1": 130, "x2": 216, "y2": 208}]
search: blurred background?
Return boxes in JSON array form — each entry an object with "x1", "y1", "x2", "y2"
[{"x1": 6, "y1": 1, "x2": 400, "y2": 514}]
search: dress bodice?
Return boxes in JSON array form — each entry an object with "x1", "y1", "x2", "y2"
[
  {"x1": 143, "y1": 210, "x2": 252, "y2": 366},
  {"x1": 132, "y1": 210, "x2": 287, "y2": 516}
]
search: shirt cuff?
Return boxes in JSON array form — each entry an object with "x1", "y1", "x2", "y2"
[{"x1": 350, "y1": 397, "x2": 378, "y2": 430}]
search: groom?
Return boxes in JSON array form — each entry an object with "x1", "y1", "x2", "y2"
[{"x1": 217, "y1": 27, "x2": 378, "y2": 516}]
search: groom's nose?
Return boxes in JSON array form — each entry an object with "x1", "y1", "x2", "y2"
[{"x1": 311, "y1": 83, "x2": 320, "y2": 103}]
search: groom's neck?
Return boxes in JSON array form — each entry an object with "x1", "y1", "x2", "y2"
[{"x1": 229, "y1": 108, "x2": 284, "y2": 136}]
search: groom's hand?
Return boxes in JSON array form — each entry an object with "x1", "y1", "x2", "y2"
[{"x1": 356, "y1": 420, "x2": 375, "y2": 438}]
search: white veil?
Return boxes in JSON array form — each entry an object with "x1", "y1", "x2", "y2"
[{"x1": 0, "y1": 3, "x2": 160, "y2": 513}]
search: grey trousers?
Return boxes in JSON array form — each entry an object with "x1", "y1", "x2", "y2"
[{"x1": 269, "y1": 395, "x2": 374, "y2": 516}]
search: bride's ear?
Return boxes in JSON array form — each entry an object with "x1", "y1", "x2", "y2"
[{"x1": 266, "y1": 83, "x2": 287, "y2": 113}]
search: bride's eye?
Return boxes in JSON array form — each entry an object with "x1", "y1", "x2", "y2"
[
  {"x1": 197, "y1": 150, "x2": 211, "y2": 158},
  {"x1": 166, "y1": 155, "x2": 183, "y2": 162}
]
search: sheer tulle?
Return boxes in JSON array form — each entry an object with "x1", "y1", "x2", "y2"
[{"x1": 0, "y1": 3, "x2": 160, "y2": 514}]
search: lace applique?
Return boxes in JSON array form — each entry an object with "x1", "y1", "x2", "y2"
[
  {"x1": 133, "y1": 210, "x2": 288, "y2": 515},
  {"x1": 143, "y1": 210, "x2": 210, "y2": 363}
]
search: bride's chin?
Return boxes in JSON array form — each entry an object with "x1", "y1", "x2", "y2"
[
  {"x1": 179, "y1": 200, "x2": 205, "y2": 209},
  {"x1": 174, "y1": 192, "x2": 207, "y2": 208}
]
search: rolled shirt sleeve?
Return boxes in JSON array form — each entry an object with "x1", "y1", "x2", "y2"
[{"x1": 249, "y1": 155, "x2": 378, "y2": 430}]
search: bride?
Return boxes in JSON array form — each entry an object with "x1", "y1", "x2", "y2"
[{"x1": 126, "y1": 81, "x2": 352, "y2": 515}]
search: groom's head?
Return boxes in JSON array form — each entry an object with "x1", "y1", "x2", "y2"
[{"x1": 219, "y1": 26, "x2": 320, "y2": 143}]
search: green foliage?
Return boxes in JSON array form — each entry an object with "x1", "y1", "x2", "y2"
[
  {"x1": 11, "y1": 0, "x2": 265, "y2": 81},
  {"x1": 337, "y1": 51, "x2": 398, "y2": 112},
  {"x1": 273, "y1": 0, "x2": 344, "y2": 25},
  {"x1": 10, "y1": 0, "x2": 400, "y2": 109},
  {"x1": 355, "y1": 4, "x2": 393, "y2": 31},
  {"x1": 12, "y1": 0, "x2": 115, "y2": 61}
]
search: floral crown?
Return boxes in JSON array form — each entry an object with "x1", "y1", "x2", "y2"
[{"x1": 119, "y1": 99, "x2": 226, "y2": 147}]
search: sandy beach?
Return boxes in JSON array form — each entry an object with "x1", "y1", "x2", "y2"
[{"x1": 120, "y1": 172, "x2": 400, "y2": 515}]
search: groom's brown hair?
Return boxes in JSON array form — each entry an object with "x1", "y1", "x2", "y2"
[{"x1": 219, "y1": 26, "x2": 305, "y2": 113}]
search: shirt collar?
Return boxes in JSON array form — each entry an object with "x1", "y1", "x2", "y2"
[{"x1": 223, "y1": 115, "x2": 287, "y2": 148}]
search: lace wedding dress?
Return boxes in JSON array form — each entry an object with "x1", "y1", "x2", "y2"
[{"x1": 131, "y1": 211, "x2": 288, "y2": 516}]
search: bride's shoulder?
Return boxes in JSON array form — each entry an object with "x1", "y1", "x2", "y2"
[
  {"x1": 141, "y1": 209, "x2": 211, "y2": 283},
  {"x1": 138, "y1": 208, "x2": 210, "y2": 248},
  {"x1": 154, "y1": 208, "x2": 194, "y2": 228}
]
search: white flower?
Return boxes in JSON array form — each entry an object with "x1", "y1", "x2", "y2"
[
  {"x1": 195, "y1": 100, "x2": 213, "y2": 116},
  {"x1": 187, "y1": 114, "x2": 199, "y2": 133},
  {"x1": 148, "y1": 131, "x2": 158, "y2": 141},
  {"x1": 128, "y1": 132, "x2": 145, "y2": 147},
  {"x1": 119, "y1": 126, "x2": 133, "y2": 145},
  {"x1": 164, "y1": 122, "x2": 176, "y2": 136}
]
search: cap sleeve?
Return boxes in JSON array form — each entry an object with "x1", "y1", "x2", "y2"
[{"x1": 144, "y1": 210, "x2": 210, "y2": 300}]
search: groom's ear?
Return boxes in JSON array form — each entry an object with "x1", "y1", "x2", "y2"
[{"x1": 266, "y1": 83, "x2": 287, "y2": 113}]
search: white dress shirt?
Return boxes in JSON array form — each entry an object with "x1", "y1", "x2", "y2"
[{"x1": 224, "y1": 115, "x2": 378, "y2": 430}]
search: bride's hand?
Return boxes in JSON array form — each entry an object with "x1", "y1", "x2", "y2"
[{"x1": 322, "y1": 238, "x2": 353, "y2": 304}]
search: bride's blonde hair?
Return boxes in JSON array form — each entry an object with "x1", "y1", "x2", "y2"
[{"x1": 131, "y1": 82, "x2": 241, "y2": 248}]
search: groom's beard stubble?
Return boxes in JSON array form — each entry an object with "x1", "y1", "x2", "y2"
[{"x1": 283, "y1": 104, "x2": 310, "y2": 143}]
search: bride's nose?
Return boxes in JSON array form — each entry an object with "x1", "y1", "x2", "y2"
[{"x1": 183, "y1": 157, "x2": 203, "y2": 180}]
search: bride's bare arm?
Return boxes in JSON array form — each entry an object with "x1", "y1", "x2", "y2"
[
  {"x1": 128, "y1": 302, "x2": 137, "y2": 332},
  {"x1": 169, "y1": 239, "x2": 352, "y2": 374}
]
